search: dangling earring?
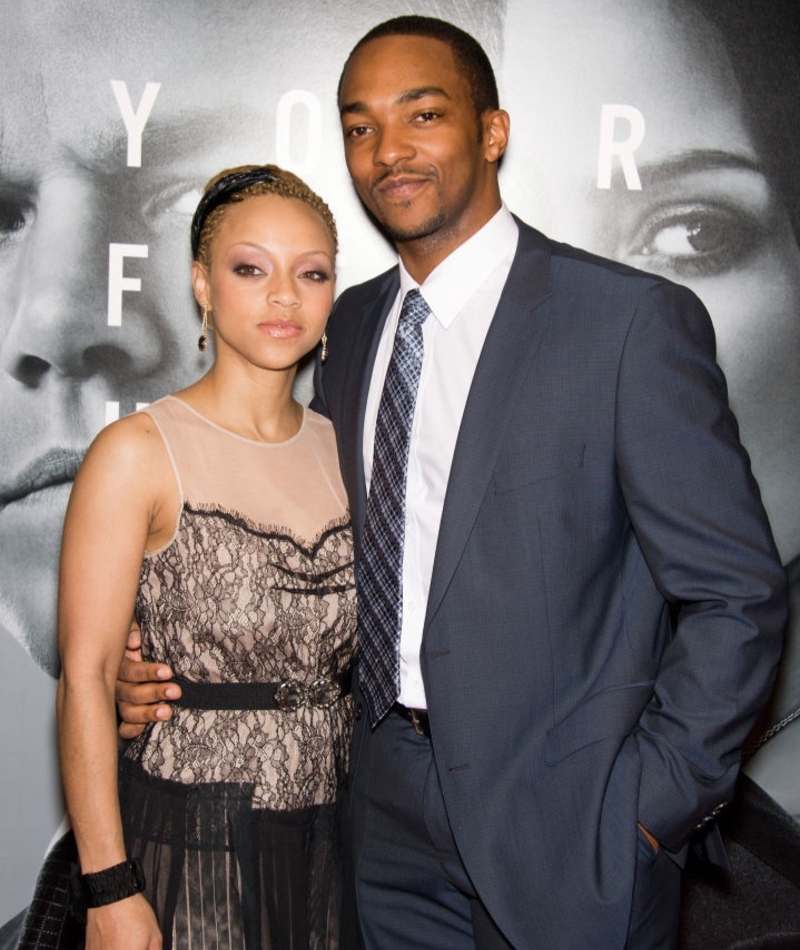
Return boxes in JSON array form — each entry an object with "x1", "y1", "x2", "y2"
[
  {"x1": 320, "y1": 331, "x2": 329, "y2": 364},
  {"x1": 198, "y1": 306, "x2": 210, "y2": 352}
]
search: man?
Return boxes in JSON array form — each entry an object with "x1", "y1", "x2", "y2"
[{"x1": 118, "y1": 16, "x2": 787, "y2": 949}]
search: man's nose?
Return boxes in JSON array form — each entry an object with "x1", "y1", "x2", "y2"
[
  {"x1": 372, "y1": 122, "x2": 415, "y2": 168},
  {"x1": 1, "y1": 175, "x2": 164, "y2": 387}
]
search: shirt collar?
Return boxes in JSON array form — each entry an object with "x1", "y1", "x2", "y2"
[{"x1": 398, "y1": 205, "x2": 519, "y2": 328}]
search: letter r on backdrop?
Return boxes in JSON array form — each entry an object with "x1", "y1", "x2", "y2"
[{"x1": 597, "y1": 104, "x2": 645, "y2": 190}]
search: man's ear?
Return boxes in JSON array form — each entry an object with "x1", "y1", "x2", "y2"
[{"x1": 483, "y1": 109, "x2": 510, "y2": 164}]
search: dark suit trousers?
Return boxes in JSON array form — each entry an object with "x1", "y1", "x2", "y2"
[
  {"x1": 350, "y1": 710, "x2": 514, "y2": 950},
  {"x1": 351, "y1": 710, "x2": 682, "y2": 950}
]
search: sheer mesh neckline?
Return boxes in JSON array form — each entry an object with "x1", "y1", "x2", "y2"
[
  {"x1": 140, "y1": 395, "x2": 349, "y2": 556},
  {"x1": 165, "y1": 394, "x2": 307, "y2": 448}
]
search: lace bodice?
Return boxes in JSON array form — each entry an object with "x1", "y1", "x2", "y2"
[{"x1": 124, "y1": 396, "x2": 357, "y2": 811}]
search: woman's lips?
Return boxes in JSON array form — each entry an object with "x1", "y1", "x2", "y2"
[{"x1": 257, "y1": 321, "x2": 303, "y2": 339}]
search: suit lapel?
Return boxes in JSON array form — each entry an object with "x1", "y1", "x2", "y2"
[
  {"x1": 340, "y1": 269, "x2": 400, "y2": 548},
  {"x1": 425, "y1": 223, "x2": 554, "y2": 626}
]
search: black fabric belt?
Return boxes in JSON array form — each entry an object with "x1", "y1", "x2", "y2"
[
  {"x1": 172, "y1": 667, "x2": 353, "y2": 712},
  {"x1": 392, "y1": 702, "x2": 431, "y2": 738}
]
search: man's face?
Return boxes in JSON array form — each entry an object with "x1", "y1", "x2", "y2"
[
  {"x1": 0, "y1": 1, "x2": 362, "y2": 674},
  {"x1": 338, "y1": 34, "x2": 504, "y2": 265}
]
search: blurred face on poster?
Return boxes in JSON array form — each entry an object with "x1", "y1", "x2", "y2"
[
  {"x1": 501, "y1": 0, "x2": 800, "y2": 572},
  {"x1": 0, "y1": 1, "x2": 500, "y2": 678},
  {"x1": 0, "y1": 1, "x2": 359, "y2": 676}
]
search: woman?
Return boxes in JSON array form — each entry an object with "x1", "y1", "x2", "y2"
[{"x1": 56, "y1": 165, "x2": 356, "y2": 949}]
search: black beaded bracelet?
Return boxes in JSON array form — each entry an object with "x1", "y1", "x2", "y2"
[{"x1": 69, "y1": 858, "x2": 146, "y2": 923}]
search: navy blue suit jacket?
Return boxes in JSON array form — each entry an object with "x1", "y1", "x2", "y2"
[{"x1": 313, "y1": 218, "x2": 787, "y2": 948}]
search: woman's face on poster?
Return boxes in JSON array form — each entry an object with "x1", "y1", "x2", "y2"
[{"x1": 501, "y1": 0, "x2": 800, "y2": 566}]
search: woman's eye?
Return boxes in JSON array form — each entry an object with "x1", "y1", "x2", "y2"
[
  {"x1": 233, "y1": 263, "x2": 262, "y2": 276},
  {"x1": 299, "y1": 269, "x2": 330, "y2": 282},
  {"x1": 623, "y1": 203, "x2": 764, "y2": 278}
]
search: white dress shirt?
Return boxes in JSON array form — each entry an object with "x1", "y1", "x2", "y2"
[{"x1": 363, "y1": 206, "x2": 519, "y2": 709}]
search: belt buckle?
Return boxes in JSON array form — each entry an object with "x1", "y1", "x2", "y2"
[
  {"x1": 274, "y1": 680, "x2": 306, "y2": 711},
  {"x1": 309, "y1": 676, "x2": 342, "y2": 708},
  {"x1": 409, "y1": 708, "x2": 427, "y2": 737}
]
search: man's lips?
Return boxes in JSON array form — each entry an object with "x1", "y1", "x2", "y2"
[
  {"x1": 373, "y1": 172, "x2": 433, "y2": 200},
  {"x1": 0, "y1": 447, "x2": 85, "y2": 507}
]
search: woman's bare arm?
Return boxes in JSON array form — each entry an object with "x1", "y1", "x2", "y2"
[{"x1": 57, "y1": 413, "x2": 175, "y2": 947}]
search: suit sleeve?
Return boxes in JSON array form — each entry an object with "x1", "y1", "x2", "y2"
[
  {"x1": 310, "y1": 348, "x2": 328, "y2": 419},
  {"x1": 310, "y1": 299, "x2": 333, "y2": 420},
  {"x1": 614, "y1": 281, "x2": 787, "y2": 853},
  {"x1": 310, "y1": 292, "x2": 347, "y2": 420}
]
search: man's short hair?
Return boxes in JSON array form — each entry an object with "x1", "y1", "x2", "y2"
[{"x1": 338, "y1": 15, "x2": 500, "y2": 118}]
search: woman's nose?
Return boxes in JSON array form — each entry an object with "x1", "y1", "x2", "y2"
[{"x1": 267, "y1": 270, "x2": 301, "y2": 308}]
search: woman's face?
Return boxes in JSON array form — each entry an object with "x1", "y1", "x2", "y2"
[
  {"x1": 501, "y1": 0, "x2": 800, "y2": 564},
  {"x1": 193, "y1": 194, "x2": 335, "y2": 375}
]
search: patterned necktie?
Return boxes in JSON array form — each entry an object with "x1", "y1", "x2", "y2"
[{"x1": 358, "y1": 288, "x2": 431, "y2": 725}]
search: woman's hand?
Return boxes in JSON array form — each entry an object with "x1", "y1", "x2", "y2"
[{"x1": 86, "y1": 893, "x2": 162, "y2": 949}]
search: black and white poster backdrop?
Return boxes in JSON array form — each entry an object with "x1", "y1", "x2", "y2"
[{"x1": 1, "y1": 0, "x2": 798, "y2": 939}]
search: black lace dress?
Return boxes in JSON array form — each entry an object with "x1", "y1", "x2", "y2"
[{"x1": 119, "y1": 396, "x2": 357, "y2": 950}]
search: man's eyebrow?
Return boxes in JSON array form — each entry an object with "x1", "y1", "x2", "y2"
[
  {"x1": 340, "y1": 86, "x2": 451, "y2": 117},
  {"x1": 140, "y1": 109, "x2": 260, "y2": 165},
  {"x1": 52, "y1": 107, "x2": 263, "y2": 174},
  {"x1": 614, "y1": 149, "x2": 763, "y2": 191},
  {"x1": 340, "y1": 100, "x2": 369, "y2": 118},
  {"x1": 397, "y1": 86, "x2": 450, "y2": 104}
]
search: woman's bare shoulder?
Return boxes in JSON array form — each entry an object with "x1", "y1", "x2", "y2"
[{"x1": 71, "y1": 411, "x2": 173, "y2": 508}]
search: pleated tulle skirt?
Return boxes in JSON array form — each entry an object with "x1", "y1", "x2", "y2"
[{"x1": 119, "y1": 759, "x2": 357, "y2": 950}]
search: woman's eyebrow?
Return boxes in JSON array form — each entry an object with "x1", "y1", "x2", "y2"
[{"x1": 612, "y1": 149, "x2": 763, "y2": 191}]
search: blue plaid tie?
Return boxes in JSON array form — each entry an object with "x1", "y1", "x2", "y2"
[{"x1": 358, "y1": 288, "x2": 431, "y2": 725}]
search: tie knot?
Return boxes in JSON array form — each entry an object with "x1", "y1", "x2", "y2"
[{"x1": 400, "y1": 288, "x2": 431, "y2": 328}]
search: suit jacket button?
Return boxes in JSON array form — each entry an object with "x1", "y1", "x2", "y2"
[
  {"x1": 694, "y1": 802, "x2": 729, "y2": 830},
  {"x1": 354, "y1": 702, "x2": 364, "y2": 721}
]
